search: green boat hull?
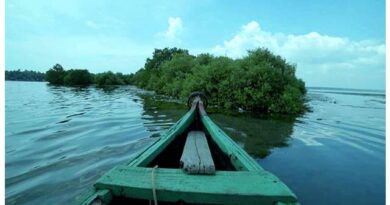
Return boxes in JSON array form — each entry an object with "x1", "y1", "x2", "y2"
[{"x1": 75, "y1": 99, "x2": 299, "y2": 205}]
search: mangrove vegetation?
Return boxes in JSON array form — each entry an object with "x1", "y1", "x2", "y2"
[
  {"x1": 131, "y1": 48, "x2": 306, "y2": 114},
  {"x1": 23, "y1": 47, "x2": 306, "y2": 114},
  {"x1": 45, "y1": 64, "x2": 133, "y2": 87}
]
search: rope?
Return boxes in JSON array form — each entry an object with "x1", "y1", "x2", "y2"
[{"x1": 151, "y1": 165, "x2": 158, "y2": 205}]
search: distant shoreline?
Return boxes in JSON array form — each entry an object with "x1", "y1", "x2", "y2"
[
  {"x1": 5, "y1": 79, "x2": 46, "y2": 82},
  {"x1": 308, "y1": 86, "x2": 385, "y2": 93},
  {"x1": 5, "y1": 70, "x2": 46, "y2": 82}
]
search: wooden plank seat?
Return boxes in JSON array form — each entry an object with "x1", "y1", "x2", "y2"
[
  {"x1": 94, "y1": 166, "x2": 298, "y2": 205},
  {"x1": 180, "y1": 131, "x2": 215, "y2": 174}
]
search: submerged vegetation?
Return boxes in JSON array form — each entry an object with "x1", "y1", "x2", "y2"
[
  {"x1": 30, "y1": 47, "x2": 306, "y2": 114},
  {"x1": 132, "y1": 48, "x2": 306, "y2": 114}
]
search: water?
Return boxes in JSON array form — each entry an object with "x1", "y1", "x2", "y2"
[{"x1": 5, "y1": 81, "x2": 385, "y2": 205}]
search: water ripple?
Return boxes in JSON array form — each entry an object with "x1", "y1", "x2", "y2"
[
  {"x1": 5, "y1": 82, "x2": 385, "y2": 205},
  {"x1": 293, "y1": 90, "x2": 385, "y2": 159},
  {"x1": 5, "y1": 82, "x2": 163, "y2": 205}
]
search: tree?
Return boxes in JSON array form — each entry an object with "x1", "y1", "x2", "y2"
[
  {"x1": 94, "y1": 71, "x2": 125, "y2": 86},
  {"x1": 144, "y1": 48, "x2": 190, "y2": 72},
  {"x1": 63, "y1": 69, "x2": 93, "y2": 86},
  {"x1": 46, "y1": 64, "x2": 66, "y2": 85}
]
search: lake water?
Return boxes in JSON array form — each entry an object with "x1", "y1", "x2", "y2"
[{"x1": 5, "y1": 81, "x2": 385, "y2": 205}]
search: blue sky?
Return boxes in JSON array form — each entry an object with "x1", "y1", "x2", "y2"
[{"x1": 5, "y1": 0, "x2": 385, "y2": 89}]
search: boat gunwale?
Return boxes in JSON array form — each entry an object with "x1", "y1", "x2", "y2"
[
  {"x1": 126, "y1": 100, "x2": 198, "y2": 167},
  {"x1": 198, "y1": 100, "x2": 263, "y2": 172}
]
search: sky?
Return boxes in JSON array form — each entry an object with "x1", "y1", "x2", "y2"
[{"x1": 5, "y1": 0, "x2": 385, "y2": 89}]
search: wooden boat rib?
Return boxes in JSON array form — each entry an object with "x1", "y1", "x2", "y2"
[{"x1": 76, "y1": 95, "x2": 299, "y2": 205}]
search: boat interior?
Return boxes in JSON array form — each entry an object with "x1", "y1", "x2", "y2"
[{"x1": 145, "y1": 114, "x2": 236, "y2": 171}]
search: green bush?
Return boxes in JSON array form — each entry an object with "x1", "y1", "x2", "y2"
[
  {"x1": 45, "y1": 65, "x2": 129, "y2": 86},
  {"x1": 132, "y1": 47, "x2": 307, "y2": 114},
  {"x1": 94, "y1": 71, "x2": 125, "y2": 86},
  {"x1": 46, "y1": 64, "x2": 66, "y2": 85},
  {"x1": 63, "y1": 69, "x2": 93, "y2": 86}
]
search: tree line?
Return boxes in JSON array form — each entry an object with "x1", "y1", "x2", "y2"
[
  {"x1": 45, "y1": 64, "x2": 133, "y2": 86},
  {"x1": 5, "y1": 70, "x2": 46, "y2": 81}
]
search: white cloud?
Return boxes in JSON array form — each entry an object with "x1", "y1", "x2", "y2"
[
  {"x1": 159, "y1": 17, "x2": 183, "y2": 42},
  {"x1": 211, "y1": 21, "x2": 385, "y2": 89}
]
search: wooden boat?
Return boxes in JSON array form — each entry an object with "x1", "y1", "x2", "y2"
[{"x1": 76, "y1": 93, "x2": 299, "y2": 205}]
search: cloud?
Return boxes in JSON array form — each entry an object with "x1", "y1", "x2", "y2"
[
  {"x1": 211, "y1": 21, "x2": 385, "y2": 89},
  {"x1": 159, "y1": 17, "x2": 183, "y2": 42}
]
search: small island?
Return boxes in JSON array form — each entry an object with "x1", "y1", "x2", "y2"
[{"x1": 131, "y1": 47, "x2": 306, "y2": 114}]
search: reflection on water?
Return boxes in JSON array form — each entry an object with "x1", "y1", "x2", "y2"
[
  {"x1": 140, "y1": 95, "x2": 187, "y2": 137},
  {"x1": 210, "y1": 114, "x2": 295, "y2": 158},
  {"x1": 5, "y1": 82, "x2": 385, "y2": 205}
]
